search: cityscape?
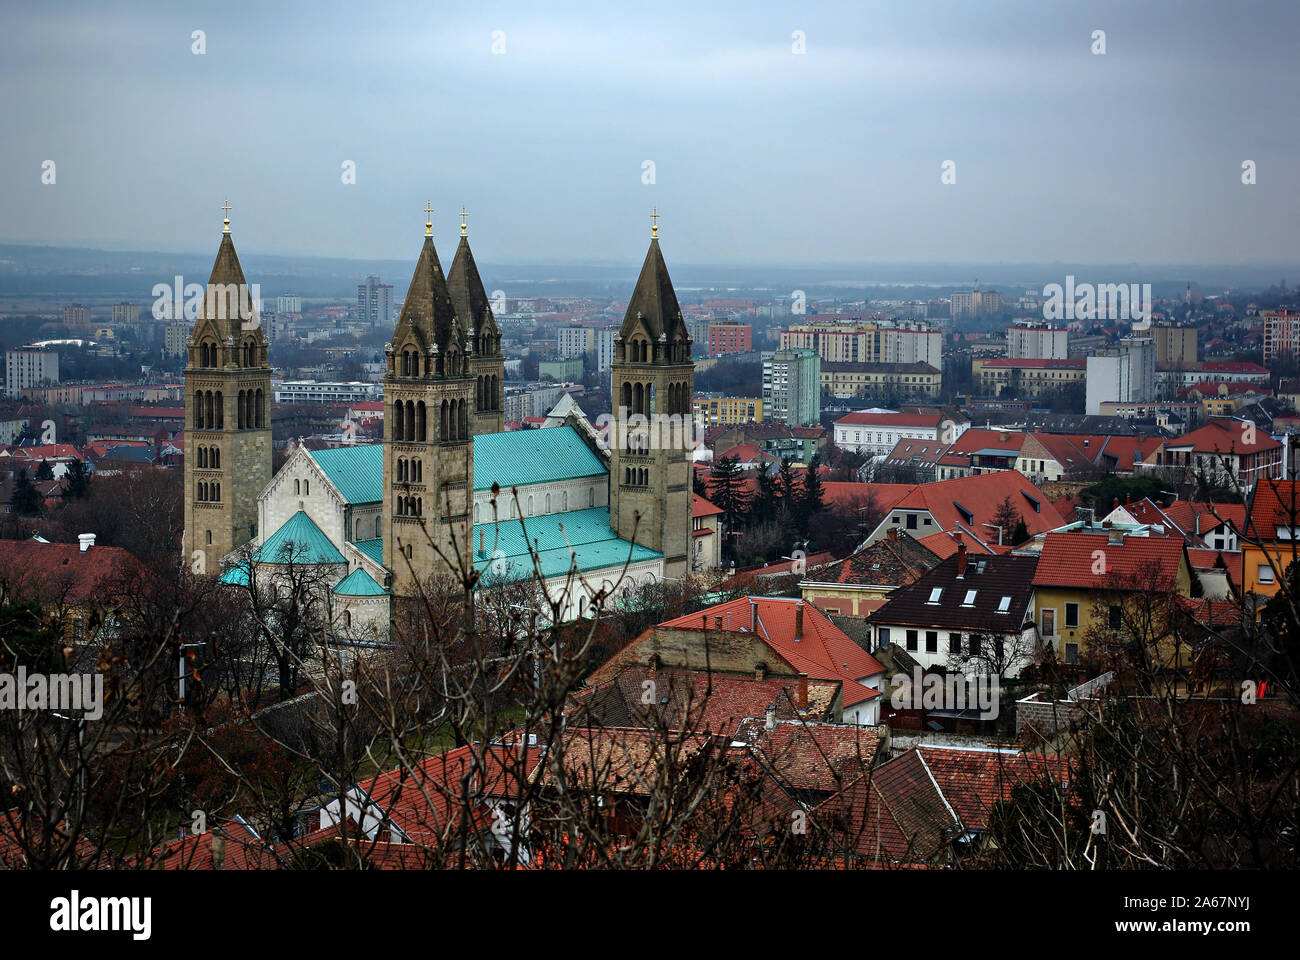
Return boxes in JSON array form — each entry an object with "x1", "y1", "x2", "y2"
[{"x1": 0, "y1": 0, "x2": 1294, "y2": 938}]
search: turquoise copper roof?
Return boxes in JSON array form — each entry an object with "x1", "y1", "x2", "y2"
[
  {"x1": 309, "y1": 444, "x2": 383, "y2": 505},
  {"x1": 257, "y1": 511, "x2": 347, "y2": 565},
  {"x1": 472, "y1": 506, "x2": 661, "y2": 587},
  {"x1": 333, "y1": 567, "x2": 389, "y2": 596},
  {"x1": 353, "y1": 538, "x2": 384, "y2": 566},
  {"x1": 218, "y1": 561, "x2": 250, "y2": 586},
  {"x1": 472, "y1": 426, "x2": 606, "y2": 492}
]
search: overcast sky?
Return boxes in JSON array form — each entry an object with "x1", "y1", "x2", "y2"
[{"x1": 3, "y1": 0, "x2": 1298, "y2": 267}]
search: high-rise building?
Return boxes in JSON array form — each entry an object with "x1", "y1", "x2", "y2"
[
  {"x1": 111, "y1": 302, "x2": 139, "y2": 326},
  {"x1": 693, "y1": 395, "x2": 763, "y2": 426},
  {"x1": 164, "y1": 321, "x2": 190, "y2": 358},
  {"x1": 707, "y1": 320, "x2": 752, "y2": 356},
  {"x1": 609, "y1": 225, "x2": 694, "y2": 579},
  {"x1": 1152, "y1": 323, "x2": 1197, "y2": 366},
  {"x1": 63, "y1": 303, "x2": 91, "y2": 327},
  {"x1": 762, "y1": 348, "x2": 821, "y2": 426},
  {"x1": 781, "y1": 319, "x2": 941, "y2": 368},
  {"x1": 1262, "y1": 309, "x2": 1300, "y2": 364},
  {"x1": 276, "y1": 295, "x2": 302, "y2": 315},
  {"x1": 357, "y1": 275, "x2": 394, "y2": 328},
  {"x1": 951, "y1": 289, "x2": 1003, "y2": 320},
  {"x1": 1007, "y1": 323, "x2": 1069, "y2": 360},
  {"x1": 183, "y1": 217, "x2": 272, "y2": 577},
  {"x1": 5, "y1": 346, "x2": 59, "y2": 398},
  {"x1": 1086, "y1": 337, "x2": 1155, "y2": 415}
]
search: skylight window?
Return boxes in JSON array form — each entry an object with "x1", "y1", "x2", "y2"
[
  {"x1": 962, "y1": 589, "x2": 977, "y2": 606},
  {"x1": 997, "y1": 596, "x2": 1012, "y2": 613},
  {"x1": 927, "y1": 587, "x2": 943, "y2": 604}
]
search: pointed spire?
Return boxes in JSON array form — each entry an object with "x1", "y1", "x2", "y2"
[
  {"x1": 619, "y1": 229, "x2": 687, "y2": 346},
  {"x1": 197, "y1": 228, "x2": 259, "y2": 341},
  {"x1": 448, "y1": 226, "x2": 498, "y2": 347},
  {"x1": 392, "y1": 222, "x2": 460, "y2": 358},
  {"x1": 222, "y1": 198, "x2": 232, "y2": 234}
]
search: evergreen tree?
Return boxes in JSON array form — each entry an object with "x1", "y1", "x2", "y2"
[
  {"x1": 10, "y1": 467, "x2": 43, "y2": 517},
  {"x1": 1011, "y1": 518, "x2": 1030, "y2": 546},
  {"x1": 991, "y1": 494, "x2": 1023, "y2": 546},
  {"x1": 62, "y1": 458, "x2": 91, "y2": 501},
  {"x1": 753, "y1": 468, "x2": 778, "y2": 527},
  {"x1": 692, "y1": 469, "x2": 707, "y2": 499},
  {"x1": 777, "y1": 457, "x2": 797, "y2": 519},
  {"x1": 801, "y1": 452, "x2": 825, "y2": 524},
  {"x1": 34, "y1": 459, "x2": 54, "y2": 481},
  {"x1": 708, "y1": 456, "x2": 751, "y2": 532}
]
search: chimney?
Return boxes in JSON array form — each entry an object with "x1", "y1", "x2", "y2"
[
  {"x1": 956, "y1": 538, "x2": 967, "y2": 578},
  {"x1": 765, "y1": 704, "x2": 777, "y2": 730},
  {"x1": 797, "y1": 673, "x2": 808, "y2": 712},
  {"x1": 1108, "y1": 527, "x2": 1124, "y2": 546},
  {"x1": 714, "y1": 615, "x2": 723, "y2": 630},
  {"x1": 725, "y1": 611, "x2": 731, "y2": 631},
  {"x1": 755, "y1": 662, "x2": 767, "y2": 682},
  {"x1": 794, "y1": 600, "x2": 804, "y2": 642},
  {"x1": 211, "y1": 833, "x2": 226, "y2": 871},
  {"x1": 887, "y1": 527, "x2": 898, "y2": 541},
  {"x1": 647, "y1": 654, "x2": 658, "y2": 678},
  {"x1": 1112, "y1": 497, "x2": 1120, "y2": 510},
  {"x1": 750, "y1": 599, "x2": 757, "y2": 632},
  {"x1": 78, "y1": 533, "x2": 95, "y2": 553}
]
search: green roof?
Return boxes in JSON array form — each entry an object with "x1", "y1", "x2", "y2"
[
  {"x1": 218, "y1": 561, "x2": 250, "y2": 586},
  {"x1": 472, "y1": 426, "x2": 606, "y2": 491},
  {"x1": 472, "y1": 506, "x2": 661, "y2": 587},
  {"x1": 353, "y1": 538, "x2": 384, "y2": 566},
  {"x1": 309, "y1": 444, "x2": 383, "y2": 505},
  {"x1": 333, "y1": 567, "x2": 389, "y2": 596},
  {"x1": 257, "y1": 511, "x2": 346, "y2": 565}
]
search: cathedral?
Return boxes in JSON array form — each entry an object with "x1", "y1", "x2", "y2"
[{"x1": 185, "y1": 206, "x2": 694, "y2": 639}]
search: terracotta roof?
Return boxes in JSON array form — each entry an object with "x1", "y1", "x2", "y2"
[
  {"x1": 916, "y1": 529, "x2": 998, "y2": 559},
  {"x1": 659, "y1": 597, "x2": 886, "y2": 703},
  {"x1": 1160, "y1": 420, "x2": 1281, "y2": 455},
  {"x1": 822, "y1": 482, "x2": 914, "y2": 513},
  {"x1": 751, "y1": 721, "x2": 882, "y2": 795},
  {"x1": 0, "y1": 539, "x2": 147, "y2": 606},
  {"x1": 882, "y1": 470, "x2": 1063, "y2": 538},
  {"x1": 835, "y1": 412, "x2": 944, "y2": 429},
  {"x1": 1246, "y1": 479, "x2": 1300, "y2": 541},
  {"x1": 691, "y1": 493, "x2": 723, "y2": 519},
  {"x1": 1032, "y1": 532, "x2": 1188, "y2": 589}
]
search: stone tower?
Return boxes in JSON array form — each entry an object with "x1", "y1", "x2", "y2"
[
  {"x1": 608, "y1": 218, "x2": 694, "y2": 579},
  {"x1": 383, "y1": 211, "x2": 476, "y2": 595},
  {"x1": 446, "y1": 210, "x2": 505, "y2": 436},
  {"x1": 183, "y1": 210, "x2": 272, "y2": 577}
]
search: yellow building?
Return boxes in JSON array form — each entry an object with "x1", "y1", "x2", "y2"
[
  {"x1": 693, "y1": 395, "x2": 762, "y2": 426},
  {"x1": 1241, "y1": 480, "x2": 1300, "y2": 597},
  {"x1": 1031, "y1": 531, "x2": 1193, "y2": 666},
  {"x1": 820, "y1": 362, "x2": 941, "y2": 399},
  {"x1": 972, "y1": 357, "x2": 1086, "y2": 399}
]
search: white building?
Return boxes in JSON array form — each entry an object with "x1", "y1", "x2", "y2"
[
  {"x1": 273, "y1": 381, "x2": 382, "y2": 404},
  {"x1": 1085, "y1": 338, "x2": 1155, "y2": 415},
  {"x1": 833, "y1": 411, "x2": 966, "y2": 457},
  {"x1": 5, "y1": 347, "x2": 59, "y2": 399},
  {"x1": 1007, "y1": 324, "x2": 1069, "y2": 360}
]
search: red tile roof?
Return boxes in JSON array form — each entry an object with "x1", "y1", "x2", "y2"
[
  {"x1": 1161, "y1": 420, "x2": 1281, "y2": 455},
  {"x1": 659, "y1": 597, "x2": 886, "y2": 705},
  {"x1": 0, "y1": 539, "x2": 147, "y2": 605},
  {"x1": 1032, "y1": 532, "x2": 1189, "y2": 589},
  {"x1": 884, "y1": 470, "x2": 1063, "y2": 537},
  {"x1": 691, "y1": 493, "x2": 723, "y2": 519},
  {"x1": 1246, "y1": 480, "x2": 1300, "y2": 541}
]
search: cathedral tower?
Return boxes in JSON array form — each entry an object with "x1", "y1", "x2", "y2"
[
  {"x1": 608, "y1": 212, "x2": 694, "y2": 579},
  {"x1": 183, "y1": 204, "x2": 272, "y2": 576},
  {"x1": 383, "y1": 207, "x2": 476, "y2": 595},
  {"x1": 446, "y1": 208, "x2": 505, "y2": 436}
]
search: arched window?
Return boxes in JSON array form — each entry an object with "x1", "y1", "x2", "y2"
[
  {"x1": 459, "y1": 399, "x2": 468, "y2": 438},
  {"x1": 255, "y1": 389, "x2": 264, "y2": 428},
  {"x1": 417, "y1": 401, "x2": 426, "y2": 442},
  {"x1": 528, "y1": 495, "x2": 534, "y2": 516},
  {"x1": 304, "y1": 480, "x2": 309, "y2": 495},
  {"x1": 393, "y1": 400, "x2": 404, "y2": 439},
  {"x1": 295, "y1": 479, "x2": 300, "y2": 495},
  {"x1": 374, "y1": 516, "x2": 381, "y2": 538},
  {"x1": 589, "y1": 488, "x2": 595, "y2": 507},
  {"x1": 563, "y1": 491, "x2": 568, "y2": 511},
  {"x1": 198, "y1": 447, "x2": 206, "y2": 468},
  {"x1": 205, "y1": 391, "x2": 214, "y2": 429},
  {"x1": 405, "y1": 545, "x2": 412, "y2": 559},
  {"x1": 416, "y1": 497, "x2": 422, "y2": 516},
  {"x1": 344, "y1": 611, "x2": 352, "y2": 629},
  {"x1": 215, "y1": 392, "x2": 223, "y2": 429},
  {"x1": 206, "y1": 530, "x2": 212, "y2": 545},
  {"x1": 546, "y1": 493, "x2": 551, "y2": 513},
  {"x1": 440, "y1": 400, "x2": 449, "y2": 441},
  {"x1": 405, "y1": 401, "x2": 415, "y2": 441},
  {"x1": 237, "y1": 391, "x2": 245, "y2": 430}
]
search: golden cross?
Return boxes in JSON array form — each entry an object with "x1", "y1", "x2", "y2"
[
  {"x1": 222, "y1": 198, "x2": 232, "y2": 233},
  {"x1": 424, "y1": 201, "x2": 434, "y2": 236},
  {"x1": 650, "y1": 206, "x2": 660, "y2": 239},
  {"x1": 459, "y1": 206, "x2": 469, "y2": 237}
]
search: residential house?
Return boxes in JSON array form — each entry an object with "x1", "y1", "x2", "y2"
[{"x1": 799, "y1": 528, "x2": 941, "y2": 618}]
